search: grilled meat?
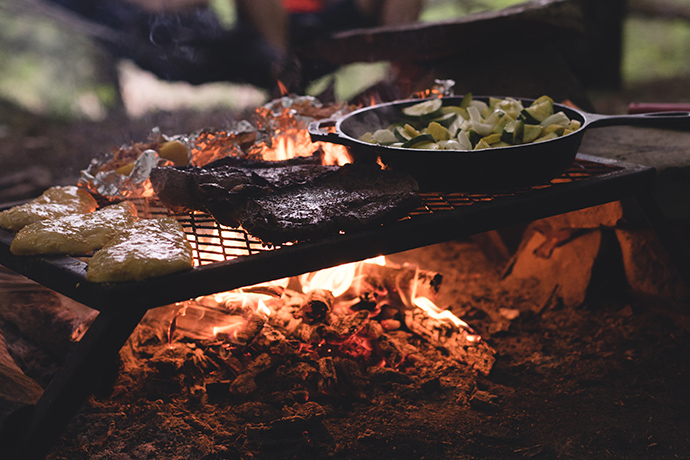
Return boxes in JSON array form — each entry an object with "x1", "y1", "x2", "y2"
[
  {"x1": 149, "y1": 153, "x2": 330, "y2": 215},
  {"x1": 151, "y1": 155, "x2": 421, "y2": 245},
  {"x1": 238, "y1": 163, "x2": 421, "y2": 244}
]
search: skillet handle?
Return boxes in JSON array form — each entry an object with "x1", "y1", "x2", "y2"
[
  {"x1": 308, "y1": 119, "x2": 345, "y2": 144},
  {"x1": 585, "y1": 111, "x2": 690, "y2": 129}
]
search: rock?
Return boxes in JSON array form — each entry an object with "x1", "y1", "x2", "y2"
[
  {"x1": 615, "y1": 228, "x2": 688, "y2": 299},
  {"x1": 504, "y1": 228, "x2": 602, "y2": 309}
]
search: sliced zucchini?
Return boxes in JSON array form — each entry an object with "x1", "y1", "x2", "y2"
[
  {"x1": 482, "y1": 133, "x2": 502, "y2": 145},
  {"x1": 493, "y1": 98, "x2": 524, "y2": 119},
  {"x1": 467, "y1": 129, "x2": 482, "y2": 148},
  {"x1": 432, "y1": 112, "x2": 458, "y2": 128},
  {"x1": 427, "y1": 121, "x2": 451, "y2": 142},
  {"x1": 534, "y1": 131, "x2": 559, "y2": 142},
  {"x1": 402, "y1": 133, "x2": 436, "y2": 148},
  {"x1": 372, "y1": 129, "x2": 398, "y2": 145},
  {"x1": 489, "y1": 97, "x2": 503, "y2": 109},
  {"x1": 540, "y1": 111, "x2": 570, "y2": 128},
  {"x1": 522, "y1": 124, "x2": 543, "y2": 143},
  {"x1": 394, "y1": 125, "x2": 413, "y2": 142},
  {"x1": 542, "y1": 124, "x2": 565, "y2": 136},
  {"x1": 491, "y1": 112, "x2": 515, "y2": 134},
  {"x1": 441, "y1": 106, "x2": 469, "y2": 120},
  {"x1": 359, "y1": 132, "x2": 376, "y2": 144},
  {"x1": 501, "y1": 120, "x2": 524, "y2": 145},
  {"x1": 459, "y1": 93, "x2": 473, "y2": 108},
  {"x1": 473, "y1": 139, "x2": 492, "y2": 150},
  {"x1": 532, "y1": 95, "x2": 554, "y2": 106},
  {"x1": 402, "y1": 99, "x2": 443, "y2": 120},
  {"x1": 521, "y1": 100, "x2": 553, "y2": 124}
]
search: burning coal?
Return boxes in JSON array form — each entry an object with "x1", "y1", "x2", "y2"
[{"x1": 164, "y1": 257, "x2": 494, "y2": 376}]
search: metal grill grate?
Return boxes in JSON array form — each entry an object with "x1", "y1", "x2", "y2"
[
  {"x1": 130, "y1": 158, "x2": 621, "y2": 268},
  {"x1": 415, "y1": 158, "x2": 619, "y2": 214}
]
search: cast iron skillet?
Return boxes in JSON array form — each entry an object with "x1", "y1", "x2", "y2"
[{"x1": 308, "y1": 96, "x2": 690, "y2": 191}]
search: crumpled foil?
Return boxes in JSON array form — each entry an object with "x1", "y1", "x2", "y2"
[
  {"x1": 79, "y1": 128, "x2": 190, "y2": 200},
  {"x1": 79, "y1": 96, "x2": 347, "y2": 199},
  {"x1": 80, "y1": 149, "x2": 161, "y2": 199}
]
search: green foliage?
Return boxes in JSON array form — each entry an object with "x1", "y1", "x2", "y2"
[
  {"x1": 623, "y1": 17, "x2": 690, "y2": 83},
  {"x1": 0, "y1": 5, "x2": 116, "y2": 120},
  {"x1": 420, "y1": 0, "x2": 526, "y2": 21}
]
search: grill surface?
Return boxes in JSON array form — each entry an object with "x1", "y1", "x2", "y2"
[
  {"x1": 0, "y1": 154, "x2": 653, "y2": 313},
  {"x1": 137, "y1": 156, "x2": 623, "y2": 267}
]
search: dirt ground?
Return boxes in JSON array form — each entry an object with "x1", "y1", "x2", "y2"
[
  {"x1": 42, "y1": 240, "x2": 690, "y2": 460},
  {"x1": 1, "y1": 77, "x2": 690, "y2": 459}
]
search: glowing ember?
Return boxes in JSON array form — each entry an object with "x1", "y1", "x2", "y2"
[{"x1": 167, "y1": 255, "x2": 490, "y2": 372}]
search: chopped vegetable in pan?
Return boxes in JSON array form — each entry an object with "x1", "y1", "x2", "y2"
[{"x1": 359, "y1": 94, "x2": 582, "y2": 150}]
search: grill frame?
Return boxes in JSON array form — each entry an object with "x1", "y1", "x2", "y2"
[{"x1": 0, "y1": 154, "x2": 655, "y2": 314}]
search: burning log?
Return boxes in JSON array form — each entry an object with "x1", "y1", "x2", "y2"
[
  {"x1": 324, "y1": 310, "x2": 369, "y2": 340},
  {"x1": 224, "y1": 312, "x2": 267, "y2": 347},
  {"x1": 404, "y1": 300, "x2": 494, "y2": 375},
  {"x1": 356, "y1": 262, "x2": 442, "y2": 313},
  {"x1": 294, "y1": 289, "x2": 333, "y2": 324}
]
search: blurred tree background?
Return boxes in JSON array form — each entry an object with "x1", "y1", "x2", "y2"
[{"x1": 0, "y1": 0, "x2": 688, "y2": 120}]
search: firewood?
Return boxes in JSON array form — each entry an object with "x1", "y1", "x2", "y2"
[
  {"x1": 324, "y1": 310, "x2": 369, "y2": 339},
  {"x1": 358, "y1": 262, "x2": 442, "y2": 311},
  {"x1": 0, "y1": 332, "x2": 43, "y2": 426},
  {"x1": 224, "y1": 313, "x2": 267, "y2": 347},
  {"x1": 294, "y1": 289, "x2": 333, "y2": 324},
  {"x1": 0, "y1": 268, "x2": 97, "y2": 359},
  {"x1": 404, "y1": 304, "x2": 495, "y2": 375}
]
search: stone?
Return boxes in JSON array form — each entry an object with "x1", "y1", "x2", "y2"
[{"x1": 615, "y1": 228, "x2": 688, "y2": 299}]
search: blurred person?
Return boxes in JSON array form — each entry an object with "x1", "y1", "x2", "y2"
[{"x1": 45, "y1": 0, "x2": 421, "y2": 92}]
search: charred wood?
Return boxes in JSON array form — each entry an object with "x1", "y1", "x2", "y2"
[
  {"x1": 0, "y1": 333, "x2": 43, "y2": 430},
  {"x1": 0, "y1": 268, "x2": 97, "y2": 360}
]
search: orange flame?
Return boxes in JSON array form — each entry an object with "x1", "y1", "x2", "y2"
[{"x1": 276, "y1": 80, "x2": 289, "y2": 97}]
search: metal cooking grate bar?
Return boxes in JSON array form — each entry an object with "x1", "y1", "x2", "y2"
[
  {"x1": 415, "y1": 158, "x2": 620, "y2": 213},
  {"x1": 128, "y1": 157, "x2": 621, "y2": 268}
]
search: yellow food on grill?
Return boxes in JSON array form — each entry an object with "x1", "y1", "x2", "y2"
[
  {"x1": 86, "y1": 217, "x2": 193, "y2": 283},
  {"x1": 10, "y1": 201, "x2": 138, "y2": 256},
  {"x1": 0, "y1": 186, "x2": 98, "y2": 232}
]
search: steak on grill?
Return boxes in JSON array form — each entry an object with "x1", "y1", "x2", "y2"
[
  {"x1": 236, "y1": 163, "x2": 421, "y2": 244},
  {"x1": 151, "y1": 157, "x2": 421, "y2": 244},
  {"x1": 149, "y1": 153, "x2": 333, "y2": 216}
]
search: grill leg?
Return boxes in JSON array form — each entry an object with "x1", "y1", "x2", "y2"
[{"x1": 0, "y1": 309, "x2": 146, "y2": 460}]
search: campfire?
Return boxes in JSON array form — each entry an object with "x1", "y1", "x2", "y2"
[{"x1": 160, "y1": 255, "x2": 493, "y2": 375}]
